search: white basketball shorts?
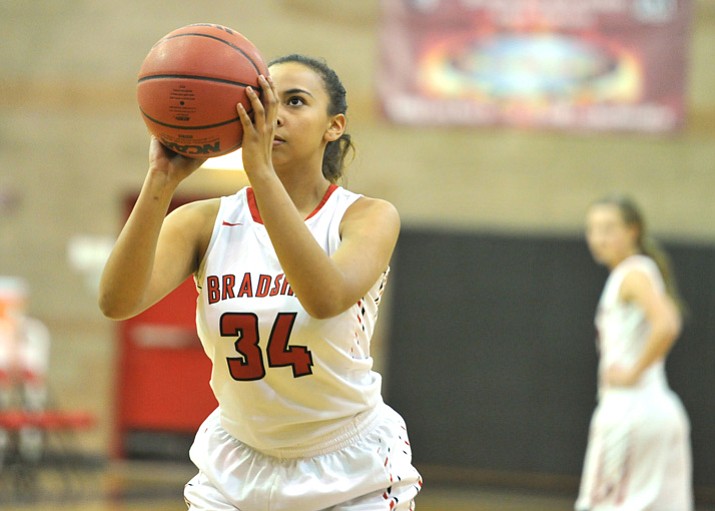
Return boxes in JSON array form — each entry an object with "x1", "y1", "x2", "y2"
[{"x1": 184, "y1": 402, "x2": 423, "y2": 511}]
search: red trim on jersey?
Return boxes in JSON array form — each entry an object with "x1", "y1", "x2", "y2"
[
  {"x1": 247, "y1": 187, "x2": 261, "y2": 223},
  {"x1": 305, "y1": 184, "x2": 338, "y2": 220},
  {"x1": 246, "y1": 184, "x2": 338, "y2": 224}
]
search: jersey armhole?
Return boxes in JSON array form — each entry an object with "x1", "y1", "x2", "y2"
[{"x1": 194, "y1": 194, "x2": 234, "y2": 288}]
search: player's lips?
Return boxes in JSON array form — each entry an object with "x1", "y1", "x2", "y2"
[{"x1": 273, "y1": 136, "x2": 285, "y2": 146}]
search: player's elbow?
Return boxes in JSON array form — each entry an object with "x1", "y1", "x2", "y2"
[
  {"x1": 653, "y1": 314, "x2": 681, "y2": 350},
  {"x1": 98, "y1": 300, "x2": 127, "y2": 321},
  {"x1": 301, "y1": 300, "x2": 345, "y2": 320},
  {"x1": 663, "y1": 301, "x2": 683, "y2": 341},
  {"x1": 299, "y1": 288, "x2": 353, "y2": 320},
  {"x1": 98, "y1": 293, "x2": 138, "y2": 321},
  {"x1": 663, "y1": 318, "x2": 682, "y2": 344}
]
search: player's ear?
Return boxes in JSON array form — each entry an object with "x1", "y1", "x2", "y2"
[{"x1": 324, "y1": 113, "x2": 346, "y2": 142}]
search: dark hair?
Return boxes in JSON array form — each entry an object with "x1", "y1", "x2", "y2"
[
  {"x1": 592, "y1": 194, "x2": 687, "y2": 316},
  {"x1": 268, "y1": 54, "x2": 355, "y2": 183}
]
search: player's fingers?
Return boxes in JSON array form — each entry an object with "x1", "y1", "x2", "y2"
[
  {"x1": 236, "y1": 102, "x2": 254, "y2": 135},
  {"x1": 245, "y1": 86, "x2": 265, "y2": 131},
  {"x1": 258, "y1": 75, "x2": 277, "y2": 127}
]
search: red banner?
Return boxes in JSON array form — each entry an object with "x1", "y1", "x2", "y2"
[{"x1": 378, "y1": 0, "x2": 692, "y2": 132}]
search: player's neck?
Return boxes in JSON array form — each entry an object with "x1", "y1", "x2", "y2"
[{"x1": 279, "y1": 173, "x2": 333, "y2": 219}]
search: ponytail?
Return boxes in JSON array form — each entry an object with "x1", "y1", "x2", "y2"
[
  {"x1": 323, "y1": 133, "x2": 354, "y2": 183},
  {"x1": 639, "y1": 235, "x2": 688, "y2": 318}
]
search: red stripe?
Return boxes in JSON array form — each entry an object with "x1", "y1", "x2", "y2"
[
  {"x1": 246, "y1": 184, "x2": 338, "y2": 224},
  {"x1": 305, "y1": 184, "x2": 338, "y2": 220},
  {"x1": 247, "y1": 187, "x2": 262, "y2": 223}
]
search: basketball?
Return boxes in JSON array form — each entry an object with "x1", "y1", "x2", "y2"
[{"x1": 136, "y1": 23, "x2": 268, "y2": 158}]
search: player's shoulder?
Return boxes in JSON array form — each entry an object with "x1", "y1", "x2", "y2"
[
  {"x1": 619, "y1": 255, "x2": 660, "y2": 281},
  {"x1": 164, "y1": 199, "x2": 223, "y2": 255},
  {"x1": 170, "y1": 197, "x2": 221, "y2": 224},
  {"x1": 346, "y1": 194, "x2": 399, "y2": 223},
  {"x1": 618, "y1": 255, "x2": 663, "y2": 300},
  {"x1": 339, "y1": 195, "x2": 400, "y2": 243}
]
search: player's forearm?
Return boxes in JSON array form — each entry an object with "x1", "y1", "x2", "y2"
[
  {"x1": 248, "y1": 175, "x2": 350, "y2": 318},
  {"x1": 98, "y1": 172, "x2": 177, "y2": 319}
]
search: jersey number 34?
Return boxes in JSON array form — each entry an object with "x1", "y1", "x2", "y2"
[{"x1": 220, "y1": 312, "x2": 314, "y2": 381}]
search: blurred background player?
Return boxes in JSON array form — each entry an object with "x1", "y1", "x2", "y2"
[{"x1": 576, "y1": 194, "x2": 693, "y2": 511}]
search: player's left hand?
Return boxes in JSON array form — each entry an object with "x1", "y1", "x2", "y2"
[{"x1": 237, "y1": 74, "x2": 277, "y2": 178}]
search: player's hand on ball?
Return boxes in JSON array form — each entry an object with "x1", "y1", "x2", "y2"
[
  {"x1": 237, "y1": 75, "x2": 278, "y2": 177},
  {"x1": 148, "y1": 136, "x2": 206, "y2": 183}
]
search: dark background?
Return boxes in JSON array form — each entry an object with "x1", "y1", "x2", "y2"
[{"x1": 385, "y1": 227, "x2": 715, "y2": 488}]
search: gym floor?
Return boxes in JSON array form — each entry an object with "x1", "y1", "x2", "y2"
[
  {"x1": 0, "y1": 459, "x2": 571, "y2": 510},
  {"x1": 2, "y1": 460, "x2": 714, "y2": 511}
]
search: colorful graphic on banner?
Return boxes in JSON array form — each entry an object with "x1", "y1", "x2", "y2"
[{"x1": 379, "y1": 0, "x2": 691, "y2": 132}]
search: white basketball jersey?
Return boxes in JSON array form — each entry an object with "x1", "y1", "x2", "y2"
[
  {"x1": 195, "y1": 185, "x2": 385, "y2": 454},
  {"x1": 595, "y1": 254, "x2": 668, "y2": 392},
  {"x1": 577, "y1": 254, "x2": 693, "y2": 510}
]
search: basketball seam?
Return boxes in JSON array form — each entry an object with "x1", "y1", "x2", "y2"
[
  {"x1": 139, "y1": 108, "x2": 251, "y2": 130},
  {"x1": 137, "y1": 74, "x2": 255, "y2": 88},
  {"x1": 219, "y1": 140, "x2": 243, "y2": 154},
  {"x1": 158, "y1": 32, "x2": 264, "y2": 75}
]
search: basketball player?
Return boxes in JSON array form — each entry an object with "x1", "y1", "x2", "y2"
[
  {"x1": 99, "y1": 55, "x2": 422, "y2": 510},
  {"x1": 576, "y1": 195, "x2": 693, "y2": 511}
]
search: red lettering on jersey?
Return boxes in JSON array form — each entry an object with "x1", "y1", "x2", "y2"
[
  {"x1": 281, "y1": 278, "x2": 294, "y2": 296},
  {"x1": 207, "y1": 272, "x2": 296, "y2": 301},
  {"x1": 237, "y1": 273, "x2": 253, "y2": 298},
  {"x1": 222, "y1": 274, "x2": 236, "y2": 301},
  {"x1": 207, "y1": 275, "x2": 220, "y2": 304},
  {"x1": 256, "y1": 274, "x2": 271, "y2": 297},
  {"x1": 270, "y1": 274, "x2": 283, "y2": 296}
]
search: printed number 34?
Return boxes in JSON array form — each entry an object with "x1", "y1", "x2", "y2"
[{"x1": 220, "y1": 312, "x2": 314, "y2": 381}]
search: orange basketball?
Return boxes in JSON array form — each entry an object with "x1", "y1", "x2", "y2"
[{"x1": 137, "y1": 23, "x2": 268, "y2": 158}]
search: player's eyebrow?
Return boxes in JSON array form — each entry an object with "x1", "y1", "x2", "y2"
[{"x1": 282, "y1": 87, "x2": 314, "y2": 98}]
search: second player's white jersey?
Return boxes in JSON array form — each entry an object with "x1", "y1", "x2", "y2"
[
  {"x1": 194, "y1": 185, "x2": 385, "y2": 456},
  {"x1": 577, "y1": 254, "x2": 693, "y2": 510},
  {"x1": 595, "y1": 255, "x2": 668, "y2": 393}
]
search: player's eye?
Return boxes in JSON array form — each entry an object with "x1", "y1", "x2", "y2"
[{"x1": 287, "y1": 96, "x2": 305, "y2": 107}]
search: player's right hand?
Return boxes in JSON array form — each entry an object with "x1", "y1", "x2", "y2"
[{"x1": 148, "y1": 136, "x2": 207, "y2": 184}]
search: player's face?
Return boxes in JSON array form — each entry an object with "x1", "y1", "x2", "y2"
[
  {"x1": 585, "y1": 204, "x2": 638, "y2": 268},
  {"x1": 268, "y1": 62, "x2": 337, "y2": 171}
]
